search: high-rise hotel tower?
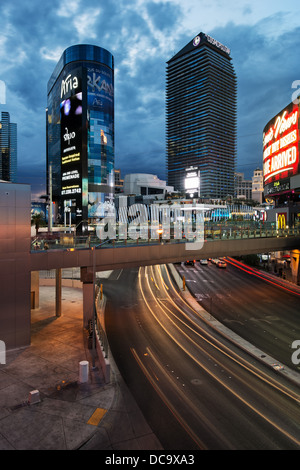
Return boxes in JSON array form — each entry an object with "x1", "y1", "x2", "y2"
[
  {"x1": 0, "y1": 112, "x2": 17, "y2": 183},
  {"x1": 47, "y1": 44, "x2": 114, "y2": 232},
  {"x1": 166, "y1": 32, "x2": 237, "y2": 199}
]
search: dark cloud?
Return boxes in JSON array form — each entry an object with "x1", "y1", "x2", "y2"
[
  {"x1": 210, "y1": 18, "x2": 300, "y2": 176},
  {"x1": 146, "y1": 1, "x2": 182, "y2": 31}
]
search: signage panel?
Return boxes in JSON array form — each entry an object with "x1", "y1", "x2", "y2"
[
  {"x1": 185, "y1": 167, "x2": 200, "y2": 196},
  {"x1": 277, "y1": 212, "x2": 287, "y2": 229},
  {"x1": 87, "y1": 64, "x2": 114, "y2": 118},
  {"x1": 60, "y1": 92, "x2": 83, "y2": 220},
  {"x1": 263, "y1": 102, "x2": 299, "y2": 185}
]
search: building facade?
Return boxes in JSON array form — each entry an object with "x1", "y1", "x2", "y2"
[
  {"x1": 0, "y1": 112, "x2": 17, "y2": 183},
  {"x1": 252, "y1": 168, "x2": 263, "y2": 204},
  {"x1": 114, "y1": 168, "x2": 124, "y2": 194},
  {"x1": 234, "y1": 172, "x2": 252, "y2": 200},
  {"x1": 123, "y1": 173, "x2": 174, "y2": 198},
  {"x1": 47, "y1": 44, "x2": 114, "y2": 232},
  {"x1": 166, "y1": 32, "x2": 237, "y2": 199}
]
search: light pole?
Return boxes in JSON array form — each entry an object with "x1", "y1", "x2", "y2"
[{"x1": 91, "y1": 239, "x2": 111, "y2": 369}]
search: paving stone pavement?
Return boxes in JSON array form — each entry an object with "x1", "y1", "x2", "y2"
[{"x1": 0, "y1": 285, "x2": 163, "y2": 450}]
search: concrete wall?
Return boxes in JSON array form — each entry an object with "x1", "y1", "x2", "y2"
[{"x1": 0, "y1": 182, "x2": 31, "y2": 350}]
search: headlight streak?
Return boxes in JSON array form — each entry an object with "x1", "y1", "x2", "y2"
[
  {"x1": 130, "y1": 347, "x2": 207, "y2": 450},
  {"x1": 145, "y1": 345, "x2": 236, "y2": 449},
  {"x1": 138, "y1": 265, "x2": 300, "y2": 447},
  {"x1": 160, "y1": 264, "x2": 300, "y2": 404},
  {"x1": 226, "y1": 257, "x2": 300, "y2": 297}
]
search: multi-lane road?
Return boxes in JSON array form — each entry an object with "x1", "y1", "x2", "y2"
[
  {"x1": 177, "y1": 258, "x2": 300, "y2": 371},
  {"x1": 103, "y1": 262, "x2": 300, "y2": 450}
]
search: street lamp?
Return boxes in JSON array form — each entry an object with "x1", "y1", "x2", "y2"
[{"x1": 157, "y1": 227, "x2": 163, "y2": 243}]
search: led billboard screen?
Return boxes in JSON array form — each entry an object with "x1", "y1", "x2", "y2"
[
  {"x1": 184, "y1": 167, "x2": 200, "y2": 195},
  {"x1": 60, "y1": 92, "x2": 83, "y2": 221},
  {"x1": 87, "y1": 64, "x2": 114, "y2": 118},
  {"x1": 60, "y1": 92, "x2": 83, "y2": 197},
  {"x1": 263, "y1": 102, "x2": 299, "y2": 186}
]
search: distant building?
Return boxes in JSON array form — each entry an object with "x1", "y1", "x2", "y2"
[
  {"x1": 252, "y1": 168, "x2": 264, "y2": 204},
  {"x1": 234, "y1": 172, "x2": 252, "y2": 200},
  {"x1": 114, "y1": 168, "x2": 124, "y2": 193},
  {"x1": 123, "y1": 173, "x2": 173, "y2": 199},
  {"x1": 0, "y1": 111, "x2": 17, "y2": 183},
  {"x1": 166, "y1": 32, "x2": 237, "y2": 199}
]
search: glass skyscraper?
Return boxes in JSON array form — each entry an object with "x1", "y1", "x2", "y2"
[
  {"x1": 166, "y1": 32, "x2": 237, "y2": 199},
  {"x1": 47, "y1": 44, "x2": 114, "y2": 231},
  {"x1": 0, "y1": 112, "x2": 17, "y2": 183}
]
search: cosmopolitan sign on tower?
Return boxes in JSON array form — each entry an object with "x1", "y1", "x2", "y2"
[{"x1": 263, "y1": 102, "x2": 299, "y2": 185}]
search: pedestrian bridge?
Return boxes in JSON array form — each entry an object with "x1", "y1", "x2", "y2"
[{"x1": 31, "y1": 226, "x2": 300, "y2": 274}]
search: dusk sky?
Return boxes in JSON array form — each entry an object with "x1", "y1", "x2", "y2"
[{"x1": 0, "y1": 0, "x2": 299, "y2": 198}]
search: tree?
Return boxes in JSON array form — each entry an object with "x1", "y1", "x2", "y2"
[{"x1": 31, "y1": 212, "x2": 44, "y2": 236}]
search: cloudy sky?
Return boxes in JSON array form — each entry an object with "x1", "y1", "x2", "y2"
[{"x1": 0, "y1": 0, "x2": 299, "y2": 197}]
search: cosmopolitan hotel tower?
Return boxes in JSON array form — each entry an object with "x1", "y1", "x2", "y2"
[
  {"x1": 47, "y1": 44, "x2": 114, "y2": 232},
  {"x1": 0, "y1": 111, "x2": 17, "y2": 183},
  {"x1": 166, "y1": 32, "x2": 237, "y2": 199}
]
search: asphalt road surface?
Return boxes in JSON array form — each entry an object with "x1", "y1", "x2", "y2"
[
  {"x1": 103, "y1": 264, "x2": 300, "y2": 450},
  {"x1": 177, "y1": 258, "x2": 300, "y2": 371}
]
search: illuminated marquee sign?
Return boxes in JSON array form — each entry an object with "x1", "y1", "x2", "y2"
[
  {"x1": 204, "y1": 34, "x2": 230, "y2": 55},
  {"x1": 263, "y1": 102, "x2": 299, "y2": 185},
  {"x1": 192, "y1": 33, "x2": 230, "y2": 55}
]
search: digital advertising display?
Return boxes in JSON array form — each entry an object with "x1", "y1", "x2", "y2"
[
  {"x1": 60, "y1": 92, "x2": 83, "y2": 221},
  {"x1": 263, "y1": 101, "x2": 299, "y2": 186},
  {"x1": 185, "y1": 167, "x2": 200, "y2": 196},
  {"x1": 87, "y1": 64, "x2": 114, "y2": 118}
]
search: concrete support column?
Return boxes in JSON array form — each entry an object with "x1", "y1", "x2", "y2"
[
  {"x1": 290, "y1": 250, "x2": 300, "y2": 285},
  {"x1": 31, "y1": 271, "x2": 40, "y2": 309},
  {"x1": 81, "y1": 267, "x2": 94, "y2": 328},
  {"x1": 55, "y1": 268, "x2": 62, "y2": 317}
]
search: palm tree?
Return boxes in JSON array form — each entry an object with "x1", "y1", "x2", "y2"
[{"x1": 31, "y1": 212, "x2": 44, "y2": 236}]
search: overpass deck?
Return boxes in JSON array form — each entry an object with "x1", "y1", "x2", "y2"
[{"x1": 30, "y1": 225, "x2": 300, "y2": 273}]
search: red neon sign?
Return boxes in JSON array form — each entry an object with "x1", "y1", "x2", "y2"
[{"x1": 263, "y1": 102, "x2": 299, "y2": 185}]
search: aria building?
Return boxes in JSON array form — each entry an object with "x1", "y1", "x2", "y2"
[
  {"x1": 0, "y1": 111, "x2": 17, "y2": 183},
  {"x1": 46, "y1": 44, "x2": 114, "y2": 232},
  {"x1": 166, "y1": 32, "x2": 237, "y2": 199}
]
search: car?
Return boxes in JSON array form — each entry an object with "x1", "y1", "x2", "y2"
[
  {"x1": 217, "y1": 260, "x2": 227, "y2": 268},
  {"x1": 271, "y1": 363, "x2": 284, "y2": 371},
  {"x1": 199, "y1": 259, "x2": 208, "y2": 265},
  {"x1": 184, "y1": 260, "x2": 195, "y2": 266},
  {"x1": 211, "y1": 258, "x2": 219, "y2": 264}
]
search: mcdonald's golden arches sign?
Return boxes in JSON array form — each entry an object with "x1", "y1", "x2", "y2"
[{"x1": 277, "y1": 212, "x2": 287, "y2": 229}]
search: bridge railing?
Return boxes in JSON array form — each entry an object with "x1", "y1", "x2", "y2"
[{"x1": 31, "y1": 222, "x2": 300, "y2": 252}]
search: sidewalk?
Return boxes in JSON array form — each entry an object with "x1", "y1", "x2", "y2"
[{"x1": 0, "y1": 285, "x2": 163, "y2": 450}]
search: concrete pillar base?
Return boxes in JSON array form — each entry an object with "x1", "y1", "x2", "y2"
[{"x1": 291, "y1": 250, "x2": 300, "y2": 285}]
